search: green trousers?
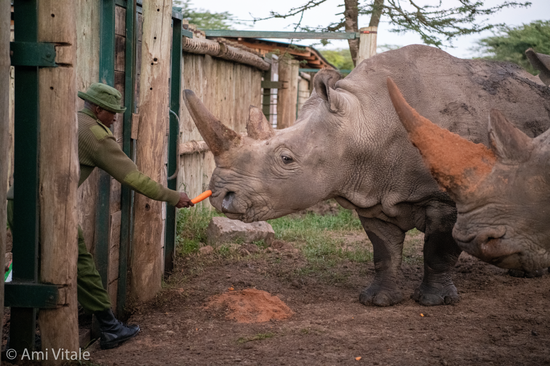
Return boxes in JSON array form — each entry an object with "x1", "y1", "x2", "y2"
[{"x1": 7, "y1": 199, "x2": 111, "y2": 313}]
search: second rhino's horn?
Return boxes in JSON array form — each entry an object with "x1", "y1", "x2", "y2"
[
  {"x1": 386, "y1": 77, "x2": 496, "y2": 197},
  {"x1": 183, "y1": 89, "x2": 241, "y2": 156}
]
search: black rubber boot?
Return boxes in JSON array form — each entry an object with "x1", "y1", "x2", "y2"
[{"x1": 95, "y1": 309, "x2": 140, "y2": 349}]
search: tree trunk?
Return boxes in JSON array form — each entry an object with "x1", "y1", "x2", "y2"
[
  {"x1": 344, "y1": 0, "x2": 359, "y2": 66},
  {"x1": 37, "y1": 0, "x2": 80, "y2": 360},
  {"x1": 369, "y1": 0, "x2": 385, "y2": 28}
]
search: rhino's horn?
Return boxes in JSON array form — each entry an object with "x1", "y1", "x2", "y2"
[
  {"x1": 247, "y1": 106, "x2": 275, "y2": 140},
  {"x1": 183, "y1": 89, "x2": 241, "y2": 156},
  {"x1": 387, "y1": 77, "x2": 496, "y2": 197}
]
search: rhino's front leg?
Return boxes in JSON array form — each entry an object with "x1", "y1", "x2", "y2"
[
  {"x1": 358, "y1": 216, "x2": 405, "y2": 307},
  {"x1": 412, "y1": 204, "x2": 462, "y2": 306}
]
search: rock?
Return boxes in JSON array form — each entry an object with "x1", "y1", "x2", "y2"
[
  {"x1": 199, "y1": 245, "x2": 214, "y2": 255},
  {"x1": 206, "y1": 217, "x2": 275, "y2": 247}
]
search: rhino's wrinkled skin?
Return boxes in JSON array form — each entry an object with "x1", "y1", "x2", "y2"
[
  {"x1": 388, "y1": 50, "x2": 550, "y2": 273},
  {"x1": 184, "y1": 45, "x2": 550, "y2": 307}
]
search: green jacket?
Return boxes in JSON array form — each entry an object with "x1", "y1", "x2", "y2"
[
  {"x1": 78, "y1": 109, "x2": 180, "y2": 205},
  {"x1": 7, "y1": 109, "x2": 180, "y2": 205}
]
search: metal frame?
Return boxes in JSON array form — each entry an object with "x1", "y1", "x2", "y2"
[
  {"x1": 10, "y1": 0, "x2": 40, "y2": 352},
  {"x1": 203, "y1": 30, "x2": 360, "y2": 40},
  {"x1": 117, "y1": 0, "x2": 137, "y2": 317},
  {"x1": 95, "y1": 0, "x2": 117, "y2": 292},
  {"x1": 164, "y1": 14, "x2": 183, "y2": 274}
]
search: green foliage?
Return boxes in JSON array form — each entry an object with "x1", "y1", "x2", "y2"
[
  {"x1": 268, "y1": 208, "x2": 371, "y2": 263},
  {"x1": 173, "y1": 0, "x2": 241, "y2": 30},
  {"x1": 473, "y1": 20, "x2": 550, "y2": 75},
  {"x1": 176, "y1": 207, "x2": 220, "y2": 256},
  {"x1": 320, "y1": 48, "x2": 354, "y2": 71},
  {"x1": 261, "y1": 1, "x2": 532, "y2": 48}
]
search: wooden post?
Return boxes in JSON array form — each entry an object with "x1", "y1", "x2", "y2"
[
  {"x1": 0, "y1": 0, "x2": 10, "y2": 356},
  {"x1": 276, "y1": 57, "x2": 299, "y2": 129},
  {"x1": 37, "y1": 0, "x2": 80, "y2": 358},
  {"x1": 132, "y1": 0, "x2": 172, "y2": 302},
  {"x1": 357, "y1": 26, "x2": 378, "y2": 65}
]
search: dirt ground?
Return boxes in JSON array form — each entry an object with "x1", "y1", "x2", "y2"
[{"x1": 86, "y1": 229, "x2": 550, "y2": 366}]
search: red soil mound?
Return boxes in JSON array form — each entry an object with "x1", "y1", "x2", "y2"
[{"x1": 205, "y1": 288, "x2": 294, "y2": 323}]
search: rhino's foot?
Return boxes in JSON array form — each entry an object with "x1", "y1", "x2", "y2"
[
  {"x1": 412, "y1": 283, "x2": 459, "y2": 306},
  {"x1": 359, "y1": 283, "x2": 404, "y2": 307},
  {"x1": 507, "y1": 268, "x2": 545, "y2": 278}
]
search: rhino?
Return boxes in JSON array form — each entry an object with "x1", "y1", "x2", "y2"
[
  {"x1": 183, "y1": 44, "x2": 550, "y2": 306},
  {"x1": 387, "y1": 48, "x2": 550, "y2": 273}
]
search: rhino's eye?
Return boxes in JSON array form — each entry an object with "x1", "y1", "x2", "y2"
[{"x1": 281, "y1": 155, "x2": 294, "y2": 164}]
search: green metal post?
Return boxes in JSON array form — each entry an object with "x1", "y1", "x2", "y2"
[
  {"x1": 11, "y1": 0, "x2": 40, "y2": 352},
  {"x1": 96, "y1": 0, "x2": 116, "y2": 289},
  {"x1": 262, "y1": 56, "x2": 272, "y2": 122},
  {"x1": 117, "y1": 0, "x2": 137, "y2": 316},
  {"x1": 164, "y1": 14, "x2": 183, "y2": 274}
]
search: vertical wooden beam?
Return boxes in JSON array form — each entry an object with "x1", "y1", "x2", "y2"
[
  {"x1": 0, "y1": 0, "x2": 9, "y2": 357},
  {"x1": 76, "y1": 0, "x2": 101, "y2": 260},
  {"x1": 132, "y1": 0, "x2": 172, "y2": 302},
  {"x1": 276, "y1": 57, "x2": 299, "y2": 129},
  {"x1": 357, "y1": 26, "x2": 377, "y2": 65},
  {"x1": 36, "y1": 0, "x2": 80, "y2": 358}
]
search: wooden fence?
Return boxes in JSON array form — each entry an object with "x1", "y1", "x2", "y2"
[
  {"x1": 6, "y1": 0, "x2": 352, "y2": 355},
  {"x1": 5, "y1": 0, "x2": 266, "y2": 356}
]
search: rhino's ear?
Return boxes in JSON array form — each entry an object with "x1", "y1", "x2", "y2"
[
  {"x1": 488, "y1": 109, "x2": 533, "y2": 164},
  {"x1": 247, "y1": 106, "x2": 275, "y2": 140},
  {"x1": 313, "y1": 69, "x2": 343, "y2": 113},
  {"x1": 526, "y1": 48, "x2": 550, "y2": 86}
]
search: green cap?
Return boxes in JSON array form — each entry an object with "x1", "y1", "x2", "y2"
[{"x1": 78, "y1": 83, "x2": 126, "y2": 113}]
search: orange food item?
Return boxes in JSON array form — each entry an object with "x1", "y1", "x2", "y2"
[
  {"x1": 191, "y1": 190, "x2": 212, "y2": 204},
  {"x1": 355, "y1": 357, "x2": 362, "y2": 361}
]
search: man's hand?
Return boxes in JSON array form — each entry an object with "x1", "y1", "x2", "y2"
[{"x1": 175, "y1": 192, "x2": 194, "y2": 208}]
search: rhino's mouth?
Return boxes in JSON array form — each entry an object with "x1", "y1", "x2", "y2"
[
  {"x1": 220, "y1": 191, "x2": 244, "y2": 219},
  {"x1": 453, "y1": 225, "x2": 513, "y2": 260}
]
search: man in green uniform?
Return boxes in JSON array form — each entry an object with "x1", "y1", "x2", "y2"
[{"x1": 7, "y1": 83, "x2": 194, "y2": 349}]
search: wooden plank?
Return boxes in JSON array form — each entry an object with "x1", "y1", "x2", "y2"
[
  {"x1": 132, "y1": 0, "x2": 172, "y2": 302},
  {"x1": 37, "y1": 0, "x2": 80, "y2": 356},
  {"x1": 237, "y1": 40, "x2": 311, "y2": 57},
  {"x1": 276, "y1": 57, "x2": 299, "y2": 129},
  {"x1": 0, "y1": 0, "x2": 10, "y2": 349},
  {"x1": 115, "y1": 35, "x2": 126, "y2": 71},
  {"x1": 357, "y1": 26, "x2": 377, "y2": 64},
  {"x1": 76, "y1": 0, "x2": 100, "y2": 254},
  {"x1": 131, "y1": 113, "x2": 140, "y2": 139},
  {"x1": 115, "y1": 5, "x2": 126, "y2": 36},
  {"x1": 113, "y1": 71, "x2": 125, "y2": 148},
  {"x1": 297, "y1": 77, "x2": 310, "y2": 113},
  {"x1": 108, "y1": 211, "x2": 122, "y2": 284}
]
